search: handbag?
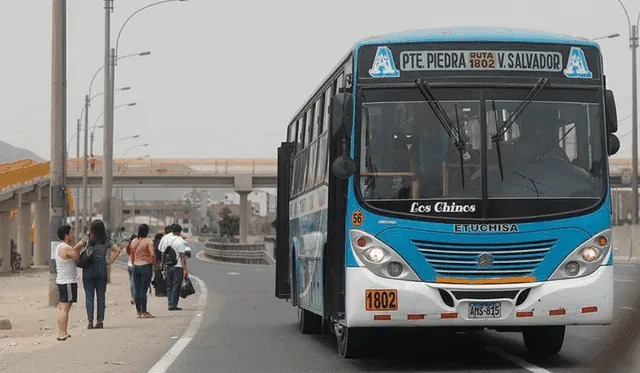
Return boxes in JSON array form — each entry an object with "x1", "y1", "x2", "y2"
[
  {"x1": 180, "y1": 276, "x2": 196, "y2": 298},
  {"x1": 76, "y1": 242, "x2": 94, "y2": 268}
]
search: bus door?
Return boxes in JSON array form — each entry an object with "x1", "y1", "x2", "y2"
[{"x1": 275, "y1": 141, "x2": 296, "y2": 299}]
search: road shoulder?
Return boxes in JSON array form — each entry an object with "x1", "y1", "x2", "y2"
[{"x1": 0, "y1": 265, "x2": 202, "y2": 373}]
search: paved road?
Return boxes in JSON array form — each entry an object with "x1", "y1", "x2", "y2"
[{"x1": 167, "y1": 243, "x2": 640, "y2": 373}]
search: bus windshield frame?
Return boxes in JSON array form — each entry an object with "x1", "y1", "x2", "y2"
[{"x1": 354, "y1": 85, "x2": 608, "y2": 223}]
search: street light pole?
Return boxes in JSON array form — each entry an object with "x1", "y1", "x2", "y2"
[
  {"x1": 105, "y1": 0, "x2": 187, "y2": 232},
  {"x1": 82, "y1": 94, "x2": 89, "y2": 234},
  {"x1": 121, "y1": 144, "x2": 149, "y2": 159},
  {"x1": 74, "y1": 118, "x2": 80, "y2": 238},
  {"x1": 617, "y1": 0, "x2": 640, "y2": 260},
  {"x1": 103, "y1": 0, "x2": 114, "y2": 233}
]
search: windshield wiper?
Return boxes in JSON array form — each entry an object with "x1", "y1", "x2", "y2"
[
  {"x1": 414, "y1": 79, "x2": 470, "y2": 160},
  {"x1": 491, "y1": 100, "x2": 505, "y2": 181},
  {"x1": 490, "y1": 78, "x2": 549, "y2": 181},
  {"x1": 414, "y1": 79, "x2": 470, "y2": 188},
  {"x1": 491, "y1": 78, "x2": 549, "y2": 143}
]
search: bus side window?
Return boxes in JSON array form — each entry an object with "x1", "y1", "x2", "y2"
[
  {"x1": 287, "y1": 122, "x2": 296, "y2": 143},
  {"x1": 307, "y1": 142, "x2": 318, "y2": 188},
  {"x1": 336, "y1": 73, "x2": 344, "y2": 93},
  {"x1": 290, "y1": 155, "x2": 299, "y2": 197},
  {"x1": 305, "y1": 109, "x2": 314, "y2": 148},
  {"x1": 316, "y1": 133, "x2": 328, "y2": 185},
  {"x1": 321, "y1": 87, "x2": 331, "y2": 134},
  {"x1": 297, "y1": 118, "x2": 306, "y2": 153}
]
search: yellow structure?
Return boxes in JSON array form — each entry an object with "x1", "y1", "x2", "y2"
[{"x1": 2, "y1": 159, "x2": 74, "y2": 245}]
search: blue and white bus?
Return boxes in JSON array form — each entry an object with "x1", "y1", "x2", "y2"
[{"x1": 274, "y1": 26, "x2": 620, "y2": 358}]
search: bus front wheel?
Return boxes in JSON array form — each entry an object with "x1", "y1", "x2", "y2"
[
  {"x1": 522, "y1": 326, "x2": 565, "y2": 356},
  {"x1": 336, "y1": 324, "x2": 368, "y2": 358}
]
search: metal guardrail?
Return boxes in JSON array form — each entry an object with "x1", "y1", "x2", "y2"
[
  {"x1": 66, "y1": 157, "x2": 277, "y2": 177},
  {"x1": 203, "y1": 241, "x2": 274, "y2": 265}
]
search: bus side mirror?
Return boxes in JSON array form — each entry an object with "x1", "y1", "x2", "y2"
[
  {"x1": 329, "y1": 92, "x2": 356, "y2": 179},
  {"x1": 605, "y1": 90, "x2": 618, "y2": 133},
  {"x1": 607, "y1": 133, "x2": 620, "y2": 156}
]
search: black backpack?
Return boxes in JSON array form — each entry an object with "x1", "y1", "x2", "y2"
[{"x1": 162, "y1": 237, "x2": 178, "y2": 267}]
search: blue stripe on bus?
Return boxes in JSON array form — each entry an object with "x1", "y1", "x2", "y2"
[{"x1": 344, "y1": 184, "x2": 612, "y2": 282}]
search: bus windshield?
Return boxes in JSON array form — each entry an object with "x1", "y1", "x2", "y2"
[{"x1": 358, "y1": 89, "x2": 607, "y2": 219}]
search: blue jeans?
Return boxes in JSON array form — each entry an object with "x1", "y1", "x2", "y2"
[
  {"x1": 83, "y1": 265, "x2": 108, "y2": 322},
  {"x1": 165, "y1": 266, "x2": 183, "y2": 309},
  {"x1": 133, "y1": 264, "x2": 153, "y2": 314},
  {"x1": 127, "y1": 265, "x2": 135, "y2": 301}
]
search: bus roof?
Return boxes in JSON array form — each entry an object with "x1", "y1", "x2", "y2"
[{"x1": 356, "y1": 26, "x2": 600, "y2": 49}]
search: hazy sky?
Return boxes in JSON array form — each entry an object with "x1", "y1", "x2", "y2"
[{"x1": 0, "y1": 0, "x2": 638, "y2": 161}]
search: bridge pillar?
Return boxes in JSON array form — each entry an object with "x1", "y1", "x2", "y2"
[
  {"x1": 34, "y1": 196, "x2": 50, "y2": 266},
  {"x1": 234, "y1": 175, "x2": 253, "y2": 244},
  {"x1": 238, "y1": 191, "x2": 250, "y2": 244},
  {"x1": 17, "y1": 203, "x2": 32, "y2": 269},
  {"x1": 0, "y1": 212, "x2": 10, "y2": 273}
]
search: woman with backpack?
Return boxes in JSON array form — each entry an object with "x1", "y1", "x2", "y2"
[{"x1": 81, "y1": 220, "x2": 121, "y2": 329}]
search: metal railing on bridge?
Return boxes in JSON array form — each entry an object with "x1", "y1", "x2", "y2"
[
  {"x1": 0, "y1": 160, "x2": 50, "y2": 192},
  {"x1": 66, "y1": 157, "x2": 277, "y2": 176}
]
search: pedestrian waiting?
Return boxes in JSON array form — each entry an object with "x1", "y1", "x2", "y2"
[{"x1": 129, "y1": 224, "x2": 156, "y2": 318}]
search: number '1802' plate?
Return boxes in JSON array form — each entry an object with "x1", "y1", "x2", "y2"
[{"x1": 365, "y1": 289, "x2": 398, "y2": 311}]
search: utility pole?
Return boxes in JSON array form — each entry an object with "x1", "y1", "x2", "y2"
[
  {"x1": 631, "y1": 24, "x2": 638, "y2": 227},
  {"x1": 103, "y1": 0, "x2": 114, "y2": 234},
  {"x1": 49, "y1": 0, "x2": 67, "y2": 307},
  {"x1": 89, "y1": 131, "x2": 94, "y2": 227},
  {"x1": 82, "y1": 94, "x2": 90, "y2": 235},
  {"x1": 74, "y1": 119, "x2": 80, "y2": 238}
]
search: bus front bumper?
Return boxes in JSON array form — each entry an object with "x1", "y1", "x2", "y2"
[{"x1": 344, "y1": 265, "x2": 614, "y2": 328}]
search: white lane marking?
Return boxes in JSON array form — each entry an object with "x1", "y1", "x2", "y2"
[
  {"x1": 147, "y1": 274, "x2": 208, "y2": 373},
  {"x1": 486, "y1": 346, "x2": 553, "y2": 373},
  {"x1": 620, "y1": 306, "x2": 638, "y2": 311},
  {"x1": 615, "y1": 278, "x2": 639, "y2": 283},
  {"x1": 226, "y1": 272, "x2": 239, "y2": 275}
]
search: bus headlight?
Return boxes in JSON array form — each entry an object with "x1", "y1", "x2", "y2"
[
  {"x1": 349, "y1": 229, "x2": 421, "y2": 282},
  {"x1": 364, "y1": 247, "x2": 385, "y2": 263},
  {"x1": 549, "y1": 229, "x2": 612, "y2": 281},
  {"x1": 581, "y1": 247, "x2": 601, "y2": 262}
]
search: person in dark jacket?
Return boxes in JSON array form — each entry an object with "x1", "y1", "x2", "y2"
[
  {"x1": 152, "y1": 231, "x2": 167, "y2": 296},
  {"x1": 80, "y1": 219, "x2": 121, "y2": 329}
]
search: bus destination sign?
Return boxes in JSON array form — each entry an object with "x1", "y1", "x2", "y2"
[
  {"x1": 399, "y1": 50, "x2": 563, "y2": 73},
  {"x1": 357, "y1": 42, "x2": 601, "y2": 82}
]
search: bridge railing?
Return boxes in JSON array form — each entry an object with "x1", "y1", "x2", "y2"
[
  {"x1": 66, "y1": 158, "x2": 277, "y2": 176},
  {"x1": 203, "y1": 236, "x2": 275, "y2": 265},
  {"x1": 0, "y1": 161, "x2": 50, "y2": 192}
]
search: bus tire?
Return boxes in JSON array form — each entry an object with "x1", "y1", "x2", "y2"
[
  {"x1": 522, "y1": 326, "x2": 565, "y2": 356},
  {"x1": 298, "y1": 307, "x2": 322, "y2": 334},
  {"x1": 336, "y1": 325, "x2": 367, "y2": 358}
]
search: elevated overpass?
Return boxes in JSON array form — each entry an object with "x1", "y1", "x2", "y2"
[
  {"x1": 0, "y1": 157, "x2": 276, "y2": 273},
  {"x1": 65, "y1": 157, "x2": 277, "y2": 188}
]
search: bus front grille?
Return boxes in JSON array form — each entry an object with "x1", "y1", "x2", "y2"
[{"x1": 411, "y1": 238, "x2": 557, "y2": 278}]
